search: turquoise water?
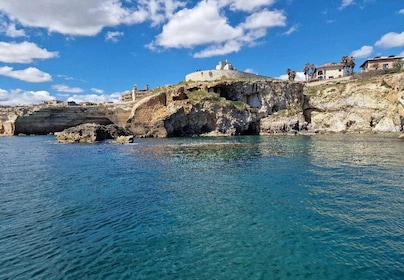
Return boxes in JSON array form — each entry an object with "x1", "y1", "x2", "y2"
[{"x1": 0, "y1": 135, "x2": 403, "y2": 279}]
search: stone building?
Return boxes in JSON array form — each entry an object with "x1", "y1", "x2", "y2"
[
  {"x1": 186, "y1": 60, "x2": 270, "y2": 82},
  {"x1": 120, "y1": 85, "x2": 151, "y2": 102}
]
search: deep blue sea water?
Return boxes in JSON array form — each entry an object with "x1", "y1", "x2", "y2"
[{"x1": 0, "y1": 134, "x2": 403, "y2": 280}]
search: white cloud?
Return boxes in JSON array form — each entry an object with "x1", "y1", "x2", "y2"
[
  {"x1": 105, "y1": 31, "x2": 124, "y2": 42},
  {"x1": 0, "y1": 41, "x2": 58, "y2": 63},
  {"x1": 224, "y1": 0, "x2": 276, "y2": 12},
  {"x1": 91, "y1": 88, "x2": 104, "y2": 94},
  {"x1": 152, "y1": 1, "x2": 286, "y2": 57},
  {"x1": 137, "y1": 0, "x2": 186, "y2": 26},
  {"x1": 400, "y1": 50, "x2": 404, "y2": 56},
  {"x1": 67, "y1": 92, "x2": 121, "y2": 104},
  {"x1": 0, "y1": 66, "x2": 52, "y2": 82},
  {"x1": 375, "y1": 32, "x2": 404, "y2": 48},
  {"x1": 52, "y1": 84, "x2": 84, "y2": 93},
  {"x1": 351, "y1": 45, "x2": 373, "y2": 58},
  {"x1": 282, "y1": 24, "x2": 299, "y2": 36},
  {"x1": 154, "y1": 1, "x2": 243, "y2": 49},
  {"x1": 398, "y1": 9, "x2": 404, "y2": 15},
  {"x1": 1, "y1": 22, "x2": 26, "y2": 37},
  {"x1": 194, "y1": 40, "x2": 242, "y2": 58},
  {"x1": 339, "y1": 0, "x2": 355, "y2": 10},
  {"x1": 242, "y1": 10, "x2": 286, "y2": 29},
  {"x1": 0, "y1": 0, "x2": 184, "y2": 36},
  {"x1": 0, "y1": 88, "x2": 54, "y2": 106},
  {"x1": 278, "y1": 71, "x2": 305, "y2": 81},
  {"x1": 244, "y1": 68, "x2": 256, "y2": 74}
]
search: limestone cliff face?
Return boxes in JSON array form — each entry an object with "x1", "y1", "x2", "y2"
[
  {"x1": 0, "y1": 104, "x2": 133, "y2": 136},
  {"x1": 3, "y1": 73, "x2": 401, "y2": 138},
  {"x1": 305, "y1": 73, "x2": 404, "y2": 133},
  {"x1": 126, "y1": 80, "x2": 304, "y2": 137},
  {"x1": 260, "y1": 72, "x2": 404, "y2": 134}
]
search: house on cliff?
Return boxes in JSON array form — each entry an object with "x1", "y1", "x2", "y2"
[
  {"x1": 360, "y1": 55, "x2": 404, "y2": 72},
  {"x1": 314, "y1": 63, "x2": 347, "y2": 80}
]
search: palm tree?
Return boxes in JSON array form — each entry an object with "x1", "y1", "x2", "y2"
[
  {"x1": 303, "y1": 63, "x2": 315, "y2": 82},
  {"x1": 341, "y1": 55, "x2": 355, "y2": 75},
  {"x1": 286, "y1": 68, "x2": 296, "y2": 81}
]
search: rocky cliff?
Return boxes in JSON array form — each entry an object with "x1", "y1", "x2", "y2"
[
  {"x1": 261, "y1": 72, "x2": 404, "y2": 134},
  {"x1": 1, "y1": 72, "x2": 403, "y2": 138},
  {"x1": 0, "y1": 103, "x2": 132, "y2": 136},
  {"x1": 126, "y1": 79, "x2": 304, "y2": 137}
]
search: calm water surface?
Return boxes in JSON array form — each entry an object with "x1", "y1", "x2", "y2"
[{"x1": 0, "y1": 134, "x2": 403, "y2": 279}]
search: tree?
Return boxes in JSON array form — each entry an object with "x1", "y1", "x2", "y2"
[
  {"x1": 341, "y1": 55, "x2": 355, "y2": 75},
  {"x1": 303, "y1": 63, "x2": 316, "y2": 82},
  {"x1": 392, "y1": 60, "x2": 404, "y2": 70},
  {"x1": 286, "y1": 68, "x2": 296, "y2": 81}
]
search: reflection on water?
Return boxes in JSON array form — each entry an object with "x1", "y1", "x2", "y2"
[{"x1": 0, "y1": 134, "x2": 403, "y2": 279}]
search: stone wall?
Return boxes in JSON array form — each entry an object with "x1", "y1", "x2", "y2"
[{"x1": 185, "y1": 70, "x2": 270, "y2": 82}]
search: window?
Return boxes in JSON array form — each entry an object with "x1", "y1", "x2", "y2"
[{"x1": 383, "y1": 64, "x2": 389, "y2": 69}]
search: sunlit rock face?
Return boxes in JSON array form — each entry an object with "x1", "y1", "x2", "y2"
[
  {"x1": 304, "y1": 73, "x2": 404, "y2": 133},
  {"x1": 125, "y1": 79, "x2": 305, "y2": 137},
  {"x1": 2, "y1": 73, "x2": 403, "y2": 138},
  {"x1": 0, "y1": 103, "x2": 133, "y2": 136}
]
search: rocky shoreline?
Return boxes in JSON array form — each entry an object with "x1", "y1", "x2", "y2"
[{"x1": 1, "y1": 72, "x2": 404, "y2": 142}]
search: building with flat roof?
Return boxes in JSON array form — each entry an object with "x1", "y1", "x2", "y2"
[
  {"x1": 360, "y1": 55, "x2": 404, "y2": 72},
  {"x1": 186, "y1": 60, "x2": 270, "y2": 82}
]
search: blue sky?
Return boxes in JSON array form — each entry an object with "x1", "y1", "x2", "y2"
[{"x1": 0, "y1": 0, "x2": 403, "y2": 105}]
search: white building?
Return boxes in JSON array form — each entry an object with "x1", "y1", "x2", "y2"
[{"x1": 315, "y1": 63, "x2": 347, "y2": 80}]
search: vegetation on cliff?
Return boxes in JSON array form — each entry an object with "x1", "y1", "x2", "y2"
[{"x1": 1, "y1": 71, "x2": 404, "y2": 140}]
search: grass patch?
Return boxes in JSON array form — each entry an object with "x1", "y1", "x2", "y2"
[{"x1": 186, "y1": 90, "x2": 217, "y2": 101}]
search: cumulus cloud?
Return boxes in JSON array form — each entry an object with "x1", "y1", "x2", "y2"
[
  {"x1": 0, "y1": 66, "x2": 52, "y2": 82},
  {"x1": 0, "y1": 41, "x2": 58, "y2": 63},
  {"x1": 242, "y1": 9, "x2": 286, "y2": 29},
  {"x1": 151, "y1": 1, "x2": 286, "y2": 57},
  {"x1": 105, "y1": 31, "x2": 124, "y2": 42},
  {"x1": 0, "y1": 88, "x2": 55, "y2": 106},
  {"x1": 375, "y1": 31, "x2": 404, "y2": 48},
  {"x1": 194, "y1": 40, "x2": 242, "y2": 58},
  {"x1": 67, "y1": 93, "x2": 121, "y2": 104},
  {"x1": 154, "y1": 1, "x2": 243, "y2": 49},
  {"x1": 0, "y1": 0, "x2": 184, "y2": 36},
  {"x1": 52, "y1": 84, "x2": 84, "y2": 93},
  {"x1": 351, "y1": 45, "x2": 373, "y2": 58}
]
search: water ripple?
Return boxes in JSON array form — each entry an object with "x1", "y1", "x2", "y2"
[{"x1": 0, "y1": 135, "x2": 403, "y2": 279}]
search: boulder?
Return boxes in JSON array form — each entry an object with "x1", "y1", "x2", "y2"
[
  {"x1": 56, "y1": 123, "x2": 131, "y2": 143},
  {"x1": 114, "y1": 135, "x2": 134, "y2": 144}
]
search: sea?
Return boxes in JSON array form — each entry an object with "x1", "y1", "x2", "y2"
[{"x1": 0, "y1": 134, "x2": 403, "y2": 280}]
